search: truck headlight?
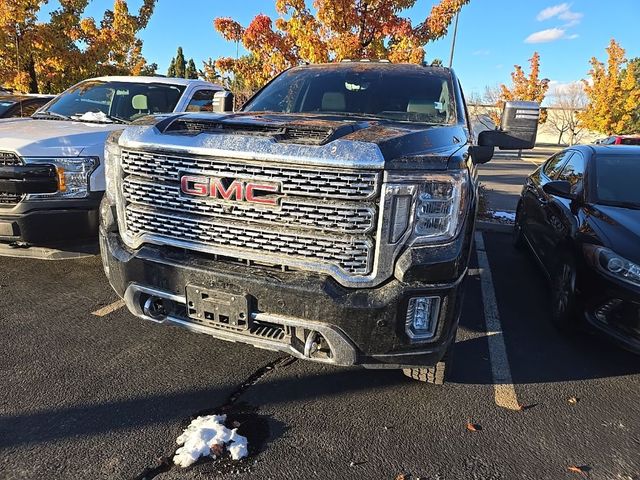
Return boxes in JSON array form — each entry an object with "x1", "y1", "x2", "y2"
[
  {"x1": 104, "y1": 130, "x2": 123, "y2": 203},
  {"x1": 584, "y1": 245, "x2": 640, "y2": 287},
  {"x1": 412, "y1": 171, "x2": 468, "y2": 243},
  {"x1": 25, "y1": 157, "x2": 98, "y2": 199}
]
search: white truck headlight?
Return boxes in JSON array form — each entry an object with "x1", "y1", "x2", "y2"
[
  {"x1": 412, "y1": 171, "x2": 468, "y2": 243},
  {"x1": 584, "y1": 245, "x2": 640, "y2": 287},
  {"x1": 24, "y1": 157, "x2": 98, "y2": 199}
]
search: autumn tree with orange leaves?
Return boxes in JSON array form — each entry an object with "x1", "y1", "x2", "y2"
[
  {"x1": 579, "y1": 39, "x2": 640, "y2": 135},
  {"x1": 492, "y1": 52, "x2": 549, "y2": 124},
  {"x1": 0, "y1": 0, "x2": 157, "y2": 93},
  {"x1": 210, "y1": 0, "x2": 470, "y2": 103}
]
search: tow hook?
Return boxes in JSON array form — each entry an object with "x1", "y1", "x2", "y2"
[
  {"x1": 304, "y1": 330, "x2": 319, "y2": 358},
  {"x1": 143, "y1": 296, "x2": 168, "y2": 321}
]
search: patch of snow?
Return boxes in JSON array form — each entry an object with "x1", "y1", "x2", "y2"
[
  {"x1": 492, "y1": 211, "x2": 516, "y2": 221},
  {"x1": 173, "y1": 414, "x2": 249, "y2": 468},
  {"x1": 75, "y1": 111, "x2": 112, "y2": 123}
]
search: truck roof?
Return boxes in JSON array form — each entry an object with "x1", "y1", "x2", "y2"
[{"x1": 88, "y1": 76, "x2": 222, "y2": 89}]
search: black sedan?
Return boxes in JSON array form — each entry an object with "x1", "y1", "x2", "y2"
[
  {"x1": 514, "y1": 144, "x2": 640, "y2": 353},
  {"x1": 0, "y1": 95, "x2": 53, "y2": 119}
]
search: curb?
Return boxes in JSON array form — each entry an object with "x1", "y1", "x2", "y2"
[{"x1": 476, "y1": 221, "x2": 514, "y2": 234}]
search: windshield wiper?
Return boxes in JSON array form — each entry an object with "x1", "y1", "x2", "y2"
[
  {"x1": 32, "y1": 111, "x2": 70, "y2": 121},
  {"x1": 104, "y1": 114, "x2": 129, "y2": 124}
]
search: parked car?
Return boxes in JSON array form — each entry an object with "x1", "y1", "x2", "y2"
[
  {"x1": 100, "y1": 61, "x2": 540, "y2": 383},
  {"x1": 0, "y1": 95, "x2": 54, "y2": 119},
  {"x1": 594, "y1": 135, "x2": 640, "y2": 146},
  {"x1": 0, "y1": 76, "x2": 225, "y2": 258},
  {"x1": 514, "y1": 144, "x2": 640, "y2": 353}
]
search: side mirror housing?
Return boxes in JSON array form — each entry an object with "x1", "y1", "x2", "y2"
[
  {"x1": 542, "y1": 180, "x2": 576, "y2": 200},
  {"x1": 478, "y1": 101, "x2": 540, "y2": 150},
  {"x1": 469, "y1": 145, "x2": 495, "y2": 164},
  {"x1": 212, "y1": 90, "x2": 234, "y2": 113}
]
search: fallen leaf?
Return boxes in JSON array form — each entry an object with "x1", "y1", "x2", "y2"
[
  {"x1": 568, "y1": 397, "x2": 579, "y2": 405},
  {"x1": 210, "y1": 443, "x2": 224, "y2": 457},
  {"x1": 568, "y1": 465, "x2": 590, "y2": 476},
  {"x1": 395, "y1": 474, "x2": 408, "y2": 480},
  {"x1": 466, "y1": 423, "x2": 481, "y2": 432}
]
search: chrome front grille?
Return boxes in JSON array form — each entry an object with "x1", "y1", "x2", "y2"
[
  {"x1": 0, "y1": 152, "x2": 23, "y2": 205},
  {"x1": 122, "y1": 177, "x2": 375, "y2": 234},
  {"x1": 119, "y1": 149, "x2": 382, "y2": 279},
  {"x1": 125, "y1": 206, "x2": 372, "y2": 274},
  {"x1": 121, "y1": 150, "x2": 379, "y2": 199},
  {"x1": 0, "y1": 152, "x2": 21, "y2": 166}
]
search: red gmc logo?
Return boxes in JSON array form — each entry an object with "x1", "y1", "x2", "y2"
[{"x1": 180, "y1": 174, "x2": 281, "y2": 206}]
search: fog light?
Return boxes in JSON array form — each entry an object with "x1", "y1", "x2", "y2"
[{"x1": 406, "y1": 296, "x2": 441, "y2": 340}]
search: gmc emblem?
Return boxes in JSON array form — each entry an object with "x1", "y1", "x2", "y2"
[{"x1": 180, "y1": 174, "x2": 281, "y2": 206}]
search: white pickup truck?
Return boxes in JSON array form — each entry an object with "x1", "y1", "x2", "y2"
[{"x1": 0, "y1": 76, "x2": 226, "y2": 258}]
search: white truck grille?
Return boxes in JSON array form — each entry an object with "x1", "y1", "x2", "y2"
[{"x1": 120, "y1": 149, "x2": 381, "y2": 277}]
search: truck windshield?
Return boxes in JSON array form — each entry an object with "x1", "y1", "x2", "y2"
[
  {"x1": 36, "y1": 80, "x2": 186, "y2": 123},
  {"x1": 243, "y1": 65, "x2": 456, "y2": 125},
  {"x1": 595, "y1": 155, "x2": 640, "y2": 208}
]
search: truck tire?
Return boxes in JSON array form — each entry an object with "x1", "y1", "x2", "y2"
[{"x1": 402, "y1": 341, "x2": 454, "y2": 385}]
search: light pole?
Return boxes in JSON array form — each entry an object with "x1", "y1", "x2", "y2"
[{"x1": 448, "y1": 12, "x2": 460, "y2": 69}]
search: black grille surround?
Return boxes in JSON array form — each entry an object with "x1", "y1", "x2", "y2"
[{"x1": 0, "y1": 152, "x2": 23, "y2": 205}]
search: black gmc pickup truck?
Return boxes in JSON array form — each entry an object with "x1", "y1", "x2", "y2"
[{"x1": 100, "y1": 62, "x2": 539, "y2": 383}]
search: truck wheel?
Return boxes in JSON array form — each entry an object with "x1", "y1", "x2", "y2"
[{"x1": 402, "y1": 341, "x2": 454, "y2": 385}]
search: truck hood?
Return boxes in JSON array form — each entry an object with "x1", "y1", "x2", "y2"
[
  {"x1": 0, "y1": 118, "x2": 124, "y2": 157},
  {"x1": 120, "y1": 112, "x2": 469, "y2": 170}
]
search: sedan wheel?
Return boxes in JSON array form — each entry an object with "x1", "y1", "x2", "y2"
[
  {"x1": 551, "y1": 258, "x2": 577, "y2": 330},
  {"x1": 513, "y1": 204, "x2": 525, "y2": 249}
]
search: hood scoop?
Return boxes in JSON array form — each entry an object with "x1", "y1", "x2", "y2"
[{"x1": 163, "y1": 117, "x2": 360, "y2": 146}]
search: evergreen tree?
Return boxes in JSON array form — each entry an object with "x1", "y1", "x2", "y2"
[
  {"x1": 185, "y1": 59, "x2": 198, "y2": 79},
  {"x1": 167, "y1": 58, "x2": 176, "y2": 77},
  {"x1": 174, "y1": 47, "x2": 186, "y2": 79}
]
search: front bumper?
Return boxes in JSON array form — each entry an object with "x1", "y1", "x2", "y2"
[
  {"x1": 100, "y1": 226, "x2": 467, "y2": 368},
  {"x1": 0, "y1": 193, "x2": 102, "y2": 254},
  {"x1": 580, "y1": 268, "x2": 640, "y2": 354}
]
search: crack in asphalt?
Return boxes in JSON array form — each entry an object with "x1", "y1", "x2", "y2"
[{"x1": 132, "y1": 356, "x2": 297, "y2": 480}]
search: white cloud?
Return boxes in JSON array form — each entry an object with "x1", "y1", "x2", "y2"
[
  {"x1": 525, "y1": 28, "x2": 566, "y2": 44},
  {"x1": 537, "y1": 3, "x2": 570, "y2": 21},
  {"x1": 536, "y1": 3, "x2": 583, "y2": 26},
  {"x1": 548, "y1": 80, "x2": 583, "y2": 95},
  {"x1": 473, "y1": 49, "x2": 491, "y2": 56}
]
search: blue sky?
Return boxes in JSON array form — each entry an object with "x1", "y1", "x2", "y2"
[{"x1": 40, "y1": 0, "x2": 639, "y2": 96}]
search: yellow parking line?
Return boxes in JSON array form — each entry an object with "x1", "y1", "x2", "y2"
[{"x1": 92, "y1": 299, "x2": 125, "y2": 317}]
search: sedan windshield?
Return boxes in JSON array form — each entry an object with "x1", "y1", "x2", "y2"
[
  {"x1": 595, "y1": 155, "x2": 640, "y2": 207},
  {"x1": 0, "y1": 99, "x2": 16, "y2": 116},
  {"x1": 36, "y1": 80, "x2": 186, "y2": 123},
  {"x1": 243, "y1": 65, "x2": 456, "y2": 125}
]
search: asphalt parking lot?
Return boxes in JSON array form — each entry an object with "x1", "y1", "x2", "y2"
[{"x1": 1, "y1": 230, "x2": 639, "y2": 480}]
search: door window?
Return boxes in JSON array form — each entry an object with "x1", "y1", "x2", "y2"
[
  {"x1": 542, "y1": 151, "x2": 572, "y2": 179},
  {"x1": 186, "y1": 90, "x2": 217, "y2": 112},
  {"x1": 557, "y1": 152, "x2": 586, "y2": 193}
]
